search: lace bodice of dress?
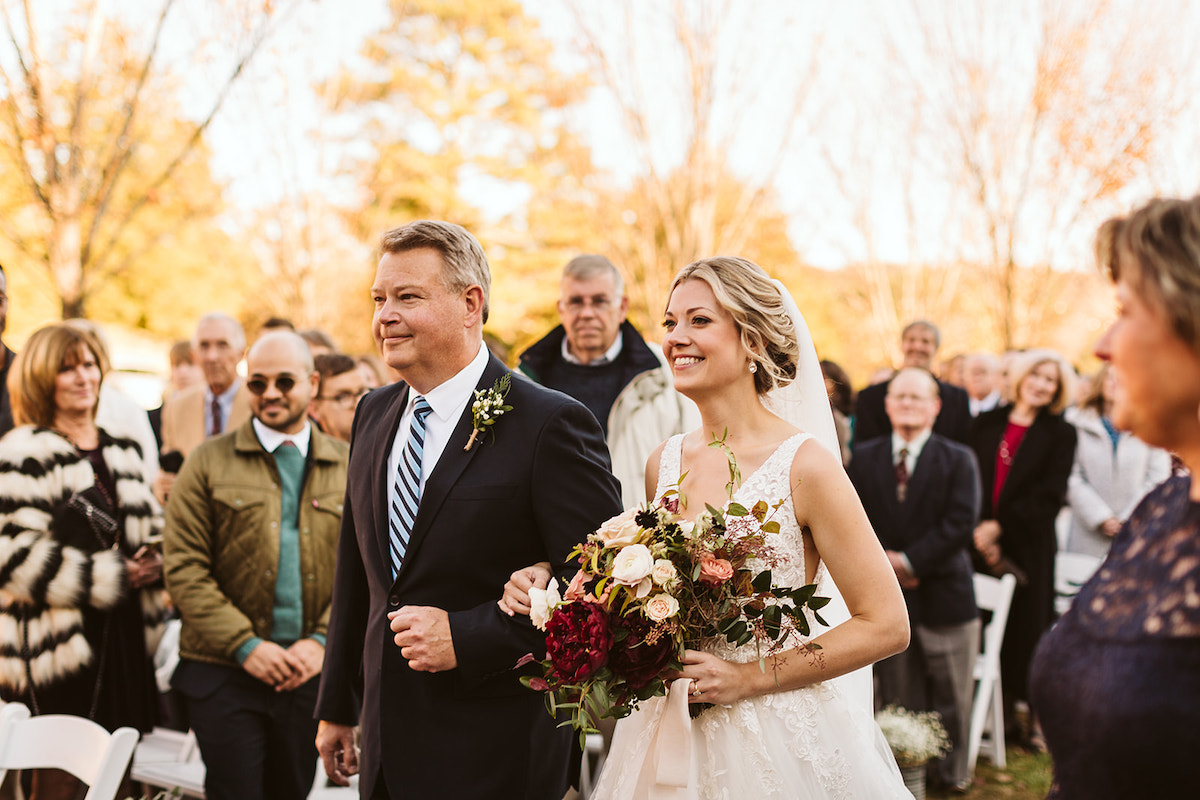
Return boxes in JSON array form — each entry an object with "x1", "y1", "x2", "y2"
[
  {"x1": 1072, "y1": 473, "x2": 1200, "y2": 640},
  {"x1": 656, "y1": 432, "x2": 826, "y2": 663}
]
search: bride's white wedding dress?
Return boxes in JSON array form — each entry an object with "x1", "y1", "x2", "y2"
[{"x1": 592, "y1": 432, "x2": 910, "y2": 800}]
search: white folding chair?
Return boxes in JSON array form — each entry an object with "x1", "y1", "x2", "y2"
[
  {"x1": 966, "y1": 573, "x2": 1017, "y2": 774},
  {"x1": 1055, "y1": 551, "x2": 1101, "y2": 617},
  {"x1": 130, "y1": 727, "x2": 206, "y2": 798},
  {"x1": 0, "y1": 702, "x2": 139, "y2": 800},
  {"x1": 578, "y1": 732, "x2": 607, "y2": 799}
]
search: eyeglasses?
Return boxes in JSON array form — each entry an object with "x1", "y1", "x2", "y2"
[
  {"x1": 316, "y1": 389, "x2": 368, "y2": 407},
  {"x1": 246, "y1": 375, "x2": 301, "y2": 396}
]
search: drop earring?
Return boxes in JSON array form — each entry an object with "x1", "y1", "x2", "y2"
[{"x1": 749, "y1": 362, "x2": 758, "y2": 374}]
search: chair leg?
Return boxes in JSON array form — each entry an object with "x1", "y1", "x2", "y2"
[{"x1": 990, "y1": 680, "x2": 1006, "y2": 768}]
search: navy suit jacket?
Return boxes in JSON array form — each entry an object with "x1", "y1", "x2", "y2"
[
  {"x1": 848, "y1": 433, "x2": 981, "y2": 627},
  {"x1": 315, "y1": 353, "x2": 622, "y2": 799}
]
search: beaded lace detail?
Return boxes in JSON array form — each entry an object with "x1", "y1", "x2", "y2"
[{"x1": 1074, "y1": 474, "x2": 1200, "y2": 640}]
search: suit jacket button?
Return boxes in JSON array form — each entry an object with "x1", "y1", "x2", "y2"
[{"x1": 388, "y1": 595, "x2": 400, "y2": 608}]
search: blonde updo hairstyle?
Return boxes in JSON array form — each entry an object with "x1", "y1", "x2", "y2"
[
  {"x1": 668, "y1": 256, "x2": 798, "y2": 395},
  {"x1": 1097, "y1": 195, "x2": 1200, "y2": 357}
]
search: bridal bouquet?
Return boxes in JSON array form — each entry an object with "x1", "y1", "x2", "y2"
[{"x1": 519, "y1": 482, "x2": 830, "y2": 741}]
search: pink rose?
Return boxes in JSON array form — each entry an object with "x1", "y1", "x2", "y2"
[
  {"x1": 565, "y1": 570, "x2": 591, "y2": 602},
  {"x1": 698, "y1": 555, "x2": 734, "y2": 586}
]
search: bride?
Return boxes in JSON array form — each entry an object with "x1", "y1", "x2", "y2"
[{"x1": 504, "y1": 256, "x2": 912, "y2": 799}]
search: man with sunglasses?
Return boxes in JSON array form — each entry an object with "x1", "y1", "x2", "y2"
[
  {"x1": 164, "y1": 330, "x2": 349, "y2": 800},
  {"x1": 309, "y1": 353, "x2": 368, "y2": 443}
]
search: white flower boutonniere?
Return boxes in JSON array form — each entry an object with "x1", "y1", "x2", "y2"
[{"x1": 464, "y1": 374, "x2": 513, "y2": 451}]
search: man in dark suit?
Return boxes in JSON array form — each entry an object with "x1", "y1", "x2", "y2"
[
  {"x1": 849, "y1": 367, "x2": 982, "y2": 794},
  {"x1": 314, "y1": 221, "x2": 622, "y2": 799},
  {"x1": 853, "y1": 320, "x2": 972, "y2": 444}
]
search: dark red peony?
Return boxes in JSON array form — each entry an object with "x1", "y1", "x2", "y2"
[
  {"x1": 545, "y1": 601, "x2": 613, "y2": 683},
  {"x1": 608, "y1": 615, "x2": 676, "y2": 689}
]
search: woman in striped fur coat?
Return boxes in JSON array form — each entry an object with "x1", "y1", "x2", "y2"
[{"x1": 0, "y1": 323, "x2": 165, "y2": 799}]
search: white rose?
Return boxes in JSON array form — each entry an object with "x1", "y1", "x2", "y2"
[
  {"x1": 635, "y1": 576, "x2": 653, "y2": 599},
  {"x1": 595, "y1": 508, "x2": 644, "y2": 548},
  {"x1": 644, "y1": 593, "x2": 680, "y2": 622},
  {"x1": 651, "y1": 559, "x2": 677, "y2": 586},
  {"x1": 528, "y1": 577, "x2": 561, "y2": 631},
  {"x1": 611, "y1": 544, "x2": 655, "y2": 586}
]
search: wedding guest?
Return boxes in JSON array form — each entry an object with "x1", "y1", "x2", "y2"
[
  {"x1": 1031, "y1": 194, "x2": 1200, "y2": 799},
  {"x1": 968, "y1": 348, "x2": 1076, "y2": 750},
  {"x1": 1064, "y1": 363, "x2": 1170, "y2": 559},
  {"x1": 820, "y1": 359, "x2": 855, "y2": 466},
  {"x1": 0, "y1": 323, "x2": 165, "y2": 799},
  {"x1": 941, "y1": 353, "x2": 966, "y2": 387},
  {"x1": 964, "y1": 352, "x2": 1003, "y2": 417},
  {"x1": 854, "y1": 321, "x2": 972, "y2": 445}
]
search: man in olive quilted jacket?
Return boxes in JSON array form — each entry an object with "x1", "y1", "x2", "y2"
[{"x1": 164, "y1": 331, "x2": 349, "y2": 800}]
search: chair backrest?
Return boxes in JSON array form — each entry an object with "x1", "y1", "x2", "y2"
[
  {"x1": 973, "y1": 572, "x2": 1017, "y2": 663},
  {"x1": 1055, "y1": 551, "x2": 1102, "y2": 616},
  {"x1": 0, "y1": 703, "x2": 140, "y2": 800}
]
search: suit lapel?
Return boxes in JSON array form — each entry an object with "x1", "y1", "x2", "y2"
[
  {"x1": 999, "y1": 413, "x2": 1048, "y2": 508},
  {"x1": 870, "y1": 440, "x2": 902, "y2": 514},
  {"x1": 374, "y1": 384, "x2": 411, "y2": 578},
  {"x1": 395, "y1": 356, "x2": 511, "y2": 580},
  {"x1": 904, "y1": 438, "x2": 939, "y2": 509}
]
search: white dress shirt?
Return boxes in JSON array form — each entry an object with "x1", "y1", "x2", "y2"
[
  {"x1": 388, "y1": 342, "x2": 489, "y2": 497},
  {"x1": 561, "y1": 332, "x2": 623, "y2": 365},
  {"x1": 969, "y1": 390, "x2": 1001, "y2": 417},
  {"x1": 892, "y1": 428, "x2": 932, "y2": 477},
  {"x1": 252, "y1": 417, "x2": 312, "y2": 457}
]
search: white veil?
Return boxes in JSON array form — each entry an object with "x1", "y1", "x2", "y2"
[{"x1": 762, "y1": 279, "x2": 873, "y2": 713}]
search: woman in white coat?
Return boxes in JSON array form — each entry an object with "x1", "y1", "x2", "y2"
[{"x1": 1065, "y1": 364, "x2": 1171, "y2": 558}]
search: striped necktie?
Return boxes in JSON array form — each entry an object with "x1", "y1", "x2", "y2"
[{"x1": 389, "y1": 397, "x2": 433, "y2": 578}]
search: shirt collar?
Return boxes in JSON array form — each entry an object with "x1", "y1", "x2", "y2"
[
  {"x1": 252, "y1": 417, "x2": 312, "y2": 457},
  {"x1": 207, "y1": 378, "x2": 242, "y2": 407},
  {"x1": 412, "y1": 342, "x2": 489, "y2": 424},
  {"x1": 561, "y1": 330, "x2": 624, "y2": 366},
  {"x1": 892, "y1": 427, "x2": 932, "y2": 460}
]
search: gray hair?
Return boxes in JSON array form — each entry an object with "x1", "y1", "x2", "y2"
[
  {"x1": 563, "y1": 254, "x2": 624, "y2": 299},
  {"x1": 901, "y1": 319, "x2": 941, "y2": 349},
  {"x1": 379, "y1": 220, "x2": 492, "y2": 323},
  {"x1": 195, "y1": 312, "x2": 246, "y2": 352}
]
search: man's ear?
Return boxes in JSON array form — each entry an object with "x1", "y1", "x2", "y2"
[
  {"x1": 618, "y1": 295, "x2": 630, "y2": 318},
  {"x1": 463, "y1": 285, "x2": 485, "y2": 326}
]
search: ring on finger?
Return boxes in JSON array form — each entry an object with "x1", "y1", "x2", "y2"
[{"x1": 692, "y1": 688, "x2": 702, "y2": 697}]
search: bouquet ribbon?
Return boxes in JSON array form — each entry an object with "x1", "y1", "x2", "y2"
[{"x1": 633, "y1": 678, "x2": 696, "y2": 799}]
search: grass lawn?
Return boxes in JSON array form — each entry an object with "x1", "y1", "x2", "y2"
[{"x1": 928, "y1": 747, "x2": 1053, "y2": 799}]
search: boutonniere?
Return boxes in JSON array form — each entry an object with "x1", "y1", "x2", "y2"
[{"x1": 465, "y1": 374, "x2": 513, "y2": 451}]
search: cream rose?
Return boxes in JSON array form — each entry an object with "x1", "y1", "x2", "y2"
[
  {"x1": 651, "y1": 559, "x2": 678, "y2": 586},
  {"x1": 529, "y1": 577, "x2": 561, "y2": 631},
  {"x1": 611, "y1": 544, "x2": 655, "y2": 585},
  {"x1": 644, "y1": 593, "x2": 680, "y2": 622},
  {"x1": 595, "y1": 508, "x2": 643, "y2": 548}
]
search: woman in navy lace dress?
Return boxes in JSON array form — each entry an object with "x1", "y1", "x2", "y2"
[{"x1": 1029, "y1": 195, "x2": 1200, "y2": 798}]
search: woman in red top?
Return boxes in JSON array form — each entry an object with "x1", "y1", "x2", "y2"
[{"x1": 968, "y1": 349, "x2": 1077, "y2": 748}]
